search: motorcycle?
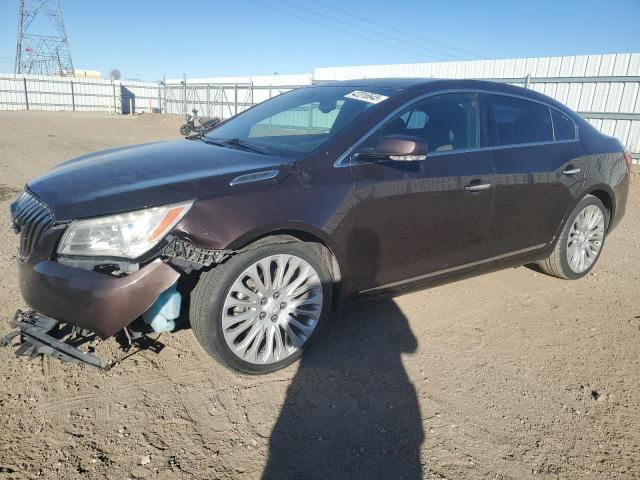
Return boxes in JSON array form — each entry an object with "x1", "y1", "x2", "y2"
[{"x1": 179, "y1": 109, "x2": 221, "y2": 136}]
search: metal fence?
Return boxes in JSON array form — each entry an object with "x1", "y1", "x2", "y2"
[
  {"x1": 0, "y1": 75, "x2": 119, "y2": 112},
  {"x1": 0, "y1": 74, "x2": 162, "y2": 114},
  {"x1": 0, "y1": 74, "x2": 299, "y2": 117}
]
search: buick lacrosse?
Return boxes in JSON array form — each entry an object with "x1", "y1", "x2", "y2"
[{"x1": 5, "y1": 79, "x2": 631, "y2": 373}]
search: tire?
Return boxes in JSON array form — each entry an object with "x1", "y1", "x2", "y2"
[
  {"x1": 189, "y1": 240, "x2": 333, "y2": 374},
  {"x1": 179, "y1": 124, "x2": 191, "y2": 136},
  {"x1": 538, "y1": 194, "x2": 609, "y2": 280}
]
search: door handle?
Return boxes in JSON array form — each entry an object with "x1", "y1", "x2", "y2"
[
  {"x1": 562, "y1": 168, "x2": 581, "y2": 175},
  {"x1": 464, "y1": 183, "x2": 491, "y2": 192}
]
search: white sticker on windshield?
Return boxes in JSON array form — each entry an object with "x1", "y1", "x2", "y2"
[{"x1": 344, "y1": 90, "x2": 389, "y2": 104}]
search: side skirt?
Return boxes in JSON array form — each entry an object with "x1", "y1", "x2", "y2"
[{"x1": 351, "y1": 244, "x2": 549, "y2": 301}]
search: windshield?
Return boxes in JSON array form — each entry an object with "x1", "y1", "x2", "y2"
[{"x1": 203, "y1": 86, "x2": 395, "y2": 156}]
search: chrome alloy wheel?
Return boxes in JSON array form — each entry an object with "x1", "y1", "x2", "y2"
[
  {"x1": 221, "y1": 254, "x2": 323, "y2": 365},
  {"x1": 567, "y1": 204, "x2": 605, "y2": 274}
]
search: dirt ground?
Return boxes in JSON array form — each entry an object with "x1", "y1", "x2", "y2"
[{"x1": 0, "y1": 111, "x2": 639, "y2": 480}]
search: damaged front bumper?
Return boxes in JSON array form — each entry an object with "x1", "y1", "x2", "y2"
[
  {"x1": 19, "y1": 258, "x2": 180, "y2": 339},
  {"x1": 9, "y1": 191, "x2": 222, "y2": 352}
]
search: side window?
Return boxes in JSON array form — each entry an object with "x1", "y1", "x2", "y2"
[
  {"x1": 551, "y1": 109, "x2": 576, "y2": 141},
  {"x1": 367, "y1": 93, "x2": 482, "y2": 153},
  {"x1": 491, "y1": 95, "x2": 553, "y2": 146}
]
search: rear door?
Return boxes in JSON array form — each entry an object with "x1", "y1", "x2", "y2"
[
  {"x1": 348, "y1": 92, "x2": 495, "y2": 294},
  {"x1": 486, "y1": 93, "x2": 583, "y2": 258}
]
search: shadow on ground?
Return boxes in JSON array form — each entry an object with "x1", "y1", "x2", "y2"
[
  {"x1": 263, "y1": 300, "x2": 424, "y2": 479},
  {"x1": 263, "y1": 230, "x2": 424, "y2": 479}
]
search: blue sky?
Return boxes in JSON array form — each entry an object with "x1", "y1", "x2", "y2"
[{"x1": 0, "y1": 0, "x2": 638, "y2": 80}]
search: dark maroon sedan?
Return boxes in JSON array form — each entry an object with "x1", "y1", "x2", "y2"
[{"x1": 5, "y1": 79, "x2": 631, "y2": 373}]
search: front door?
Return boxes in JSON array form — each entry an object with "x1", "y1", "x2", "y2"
[{"x1": 347, "y1": 92, "x2": 496, "y2": 294}]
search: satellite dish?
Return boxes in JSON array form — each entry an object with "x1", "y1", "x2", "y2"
[{"x1": 109, "y1": 68, "x2": 121, "y2": 80}]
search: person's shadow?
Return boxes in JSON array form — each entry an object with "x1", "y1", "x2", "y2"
[{"x1": 263, "y1": 229, "x2": 424, "y2": 479}]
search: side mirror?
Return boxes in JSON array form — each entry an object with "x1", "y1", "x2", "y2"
[{"x1": 354, "y1": 134, "x2": 428, "y2": 162}]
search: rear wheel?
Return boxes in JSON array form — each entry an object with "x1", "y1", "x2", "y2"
[
  {"x1": 190, "y1": 241, "x2": 332, "y2": 374},
  {"x1": 538, "y1": 194, "x2": 608, "y2": 279}
]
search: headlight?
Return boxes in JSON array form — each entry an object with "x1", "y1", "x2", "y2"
[{"x1": 57, "y1": 200, "x2": 193, "y2": 259}]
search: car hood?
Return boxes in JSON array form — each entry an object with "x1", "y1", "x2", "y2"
[{"x1": 27, "y1": 139, "x2": 296, "y2": 221}]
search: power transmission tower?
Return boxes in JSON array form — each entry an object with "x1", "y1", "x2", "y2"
[{"x1": 15, "y1": 0, "x2": 74, "y2": 76}]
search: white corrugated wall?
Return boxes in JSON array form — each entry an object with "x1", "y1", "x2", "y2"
[
  {"x1": 313, "y1": 53, "x2": 640, "y2": 81},
  {"x1": 314, "y1": 54, "x2": 640, "y2": 157}
]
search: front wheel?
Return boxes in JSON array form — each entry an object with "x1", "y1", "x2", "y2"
[
  {"x1": 189, "y1": 241, "x2": 332, "y2": 374},
  {"x1": 538, "y1": 194, "x2": 609, "y2": 279},
  {"x1": 179, "y1": 124, "x2": 191, "y2": 136}
]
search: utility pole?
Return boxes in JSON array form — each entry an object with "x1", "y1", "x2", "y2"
[{"x1": 15, "y1": 0, "x2": 74, "y2": 76}]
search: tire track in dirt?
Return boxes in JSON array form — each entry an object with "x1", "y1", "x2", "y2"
[
  {"x1": 151, "y1": 348, "x2": 257, "y2": 479},
  {"x1": 37, "y1": 371, "x2": 213, "y2": 416}
]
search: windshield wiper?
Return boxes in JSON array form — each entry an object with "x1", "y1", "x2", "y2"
[{"x1": 201, "y1": 137, "x2": 271, "y2": 155}]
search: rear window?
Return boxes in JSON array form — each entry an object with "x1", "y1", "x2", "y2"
[
  {"x1": 491, "y1": 95, "x2": 553, "y2": 146},
  {"x1": 551, "y1": 109, "x2": 576, "y2": 141}
]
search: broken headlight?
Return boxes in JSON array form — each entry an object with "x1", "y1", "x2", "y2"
[{"x1": 57, "y1": 200, "x2": 193, "y2": 259}]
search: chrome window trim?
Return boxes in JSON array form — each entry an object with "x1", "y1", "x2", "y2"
[
  {"x1": 490, "y1": 138, "x2": 579, "y2": 151},
  {"x1": 550, "y1": 105, "x2": 557, "y2": 142},
  {"x1": 335, "y1": 88, "x2": 580, "y2": 168},
  {"x1": 548, "y1": 106, "x2": 578, "y2": 142},
  {"x1": 427, "y1": 138, "x2": 579, "y2": 158},
  {"x1": 427, "y1": 145, "x2": 493, "y2": 158}
]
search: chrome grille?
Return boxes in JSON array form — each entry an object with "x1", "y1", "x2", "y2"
[{"x1": 10, "y1": 191, "x2": 53, "y2": 259}]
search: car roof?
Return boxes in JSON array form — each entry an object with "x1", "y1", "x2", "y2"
[
  {"x1": 312, "y1": 78, "x2": 574, "y2": 114},
  {"x1": 314, "y1": 78, "x2": 439, "y2": 89},
  {"x1": 314, "y1": 77, "x2": 533, "y2": 92}
]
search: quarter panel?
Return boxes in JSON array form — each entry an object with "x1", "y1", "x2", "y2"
[{"x1": 583, "y1": 152, "x2": 629, "y2": 226}]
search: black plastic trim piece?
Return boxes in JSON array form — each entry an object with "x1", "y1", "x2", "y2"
[
  {"x1": 162, "y1": 238, "x2": 230, "y2": 273},
  {"x1": 1, "y1": 310, "x2": 102, "y2": 367}
]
